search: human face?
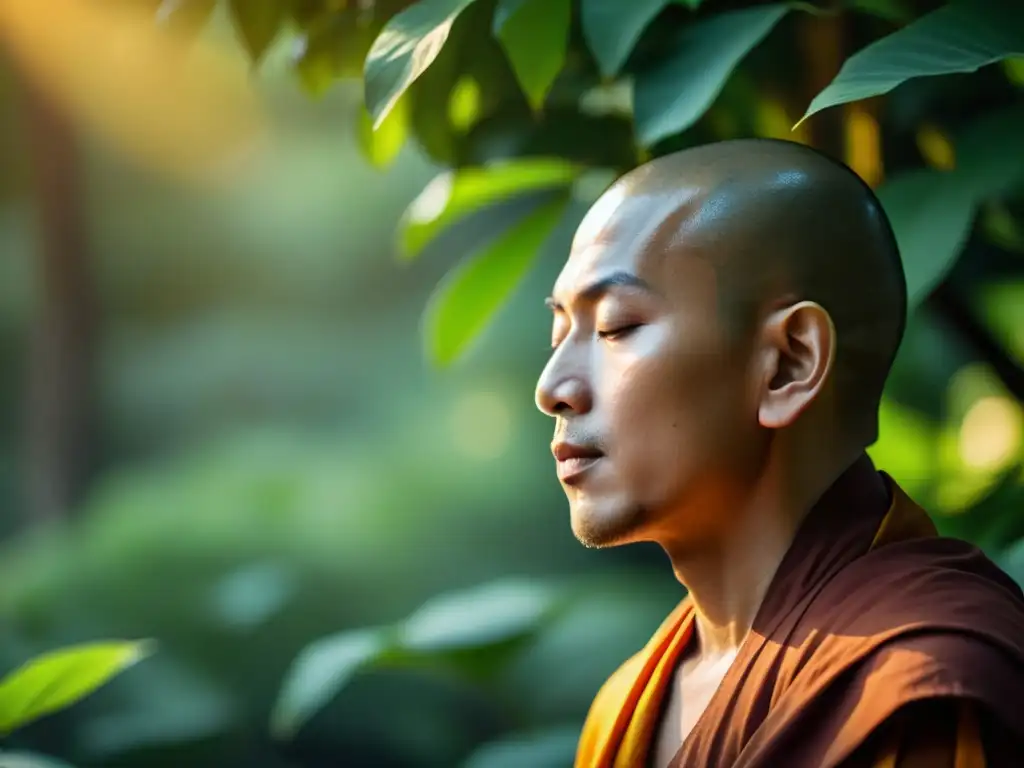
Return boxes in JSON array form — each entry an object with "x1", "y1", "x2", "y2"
[{"x1": 535, "y1": 182, "x2": 765, "y2": 551}]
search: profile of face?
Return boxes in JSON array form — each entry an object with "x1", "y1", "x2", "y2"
[{"x1": 534, "y1": 181, "x2": 763, "y2": 551}]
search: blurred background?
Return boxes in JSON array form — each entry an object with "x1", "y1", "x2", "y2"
[{"x1": 0, "y1": 0, "x2": 1022, "y2": 766}]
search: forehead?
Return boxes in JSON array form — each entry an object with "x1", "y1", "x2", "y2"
[{"x1": 552, "y1": 182, "x2": 716, "y2": 303}]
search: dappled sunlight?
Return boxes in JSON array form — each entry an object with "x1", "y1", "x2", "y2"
[{"x1": 959, "y1": 397, "x2": 1021, "y2": 471}]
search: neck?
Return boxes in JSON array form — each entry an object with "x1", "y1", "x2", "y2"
[{"x1": 661, "y1": 443, "x2": 865, "y2": 658}]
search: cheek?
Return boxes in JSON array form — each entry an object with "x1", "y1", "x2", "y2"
[{"x1": 604, "y1": 340, "x2": 745, "y2": 485}]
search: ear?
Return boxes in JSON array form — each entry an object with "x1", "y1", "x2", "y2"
[{"x1": 757, "y1": 301, "x2": 836, "y2": 430}]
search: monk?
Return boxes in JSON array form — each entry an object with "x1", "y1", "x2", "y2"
[{"x1": 535, "y1": 139, "x2": 1024, "y2": 767}]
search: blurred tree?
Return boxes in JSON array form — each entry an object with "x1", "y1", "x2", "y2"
[
  {"x1": 18, "y1": 83, "x2": 96, "y2": 527},
  {"x1": 0, "y1": 0, "x2": 264, "y2": 525}
]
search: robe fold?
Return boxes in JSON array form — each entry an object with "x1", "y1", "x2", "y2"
[{"x1": 575, "y1": 455, "x2": 1024, "y2": 767}]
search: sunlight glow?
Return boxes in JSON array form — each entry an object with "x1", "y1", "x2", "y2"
[
  {"x1": 0, "y1": 0, "x2": 264, "y2": 183},
  {"x1": 845, "y1": 104, "x2": 882, "y2": 188},
  {"x1": 958, "y1": 396, "x2": 1021, "y2": 470}
]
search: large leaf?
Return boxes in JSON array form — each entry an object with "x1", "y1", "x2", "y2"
[
  {"x1": 398, "y1": 158, "x2": 578, "y2": 260},
  {"x1": 581, "y1": 0, "x2": 672, "y2": 79},
  {"x1": 270, "y1": 628, "x2": 387, "y2": 740},
  {"x1": 633, "y1": 5, "x2": 789, "y2": 147},
  {"x1": 364, "y1": 0, "x2": 480, "y2": 128},
  {"x1": 462, "y1": 725, "x2": 580, "y2": 768},
  {"x1": 881, "y1": 105, "x2": 1024, "y2": 304},
  {"x1": 494, "y1": 0, "x2": 570, "y2": 110},
  {"x1": 878, "y1": 169, "x2": 975, "y2": 305},
  {"x1": 0, "y1": 754, "x2": 76, "y2": 768},
  {"x1": 228, "y1": 0, "x2": 287, "y2": 64},
  {"x1": 953, "y1": 104, "x2": 1024, "y2": 201},
  {"x1": 424, "y1": 196, "x2": 567, "y2": 365},
  {"x1": 799, "y1": 0, "x2": 1024, "y2": 125},
  {"x1": 0, "y1": 641, "x2": 153, "y2": 736},
  {"x1": 400, "y1": 578, "x2": 560, "y2": 653}
]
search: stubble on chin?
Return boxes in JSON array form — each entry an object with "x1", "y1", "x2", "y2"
[{"x1": 570, "y1": 496, "x2": 650, "y2": 550}]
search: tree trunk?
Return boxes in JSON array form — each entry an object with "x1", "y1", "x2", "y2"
[{"x1": 20, "y1": 83, "x2": 97, "y2": 528}]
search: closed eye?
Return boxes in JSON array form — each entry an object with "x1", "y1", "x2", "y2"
[{"x1": 598, "y1": 324, "x2": 642, "y2": 340}]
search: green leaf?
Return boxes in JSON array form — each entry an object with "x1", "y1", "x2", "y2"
[
  {"x1": 799, "y1": 0, "x2": 1024, "y2": 125},
  {"x1": 581, "y1": 0, "x2": 672, "y2": 79},
  {"x1": 0, "y1": 753, "x2": 76, "y2": 768},
  {"x1": 357, "y1": 95, "x2": 410, "y2": 168},
  {"x1": 953, "y1": 104, "x2": 1024, "y2": 201},
  {"x1": 494, "y1": 0, "x2": 570, "y2": 110},
  {"x1": 424, "y1": 197, "x2": 567, "y2": 366},
  {"x1": 398, "y1": 158, "x2": 578, "y2": 260},
  {"x1": 878, "y1": 169, "x2": 975, "y2": 305},
  {"x1": 462, "y1": 725, "x2": 580, "y2": 768},
  {"x1": 228, "y1": 0, "x2": 288, "y2": 64},
  {"x1": 0, "y1": 641, "x2": 154, "y2": 736},
  {"x1": 270, "y1": 628, "x2": 387, "y2": 741},
  {"x1": 400, "y1": 578, "x2": 560, "y2": 653},
  {"x1": 364, "y1": 0, "x2": 480, "y2": 128},
  {"x1": 881, "y1": 105, "x2": 1024, "y2": 305},
  {"x1": 633, "y1": 5, "x2": 789, "y2": 146}
]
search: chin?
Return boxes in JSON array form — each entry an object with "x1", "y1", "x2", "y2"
[{"x1": 569, "y1": 497, "x2": 648, "y2": 550}]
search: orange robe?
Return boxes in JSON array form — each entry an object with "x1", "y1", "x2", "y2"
[{"x1": 575, "y1": 456, "x2": 1024, "y2": 768}]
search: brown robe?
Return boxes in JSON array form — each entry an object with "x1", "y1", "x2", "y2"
[{"x1": 575, "y1": 455, "x2": 1024, "y2": 767}]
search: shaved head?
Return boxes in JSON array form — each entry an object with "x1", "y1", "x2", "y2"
[
  {"x1": 576, "y1": 139, "x2": 906, "y2": 443},
  {"x1": 537, "y1": 139, "x2": 907, "y2": 550}
]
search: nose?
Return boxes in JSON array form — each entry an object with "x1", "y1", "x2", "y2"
[{"x1": 535, "y1": 349, "x2": 593, "y2": 417}]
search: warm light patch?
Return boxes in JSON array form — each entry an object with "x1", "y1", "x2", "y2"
[
  {"x1": 0, "y1": 0, "x2": 264, "y2": 183},
  {"x1": 958, "y1": 396, "x2": 1021, "y2": 470},
  {"x1": 844, "y1": 104, "x2": 882, "y2": 188},
  {"x1": 451, "y1": 390, "x2": 513, "y2": 460},
  {"x1": 756, "y1": 98, "x2": 808, "y2": 145}
]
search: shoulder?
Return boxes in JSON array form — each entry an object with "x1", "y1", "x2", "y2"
[
  {"x1": 784, "y1": 538, "x2": 1024, "y2": 748},
  {"x1": 813, "y1": 535, "x2": 1024, "y2": 646}
]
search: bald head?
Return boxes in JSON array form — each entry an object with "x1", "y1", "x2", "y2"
[{"x1": 585, "y1": 139, "x2": 907, "y2": 444}]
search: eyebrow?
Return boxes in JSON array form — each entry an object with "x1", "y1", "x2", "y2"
[{"x1": 545, "y1": 270, "x2": 654, "y2": 311}]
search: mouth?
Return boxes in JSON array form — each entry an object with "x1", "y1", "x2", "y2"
[{"x1": 552, "y1": 442, "x2": 604, "y2": 485}]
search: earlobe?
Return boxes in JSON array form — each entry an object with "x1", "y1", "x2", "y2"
[{"x1": 757, "y1": 301, "x2": 835, "y2": 429}]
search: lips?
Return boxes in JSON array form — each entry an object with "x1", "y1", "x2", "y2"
[{"x1": 552, "y1": 442, "x2": 604, "y2": 484}]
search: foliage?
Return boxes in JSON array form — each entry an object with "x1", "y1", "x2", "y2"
[
  {"x1": 0, "y1": 642, "x2": 151, "y2": 768},
  {"x1": 0, "y1": 641, "x2": 152, "y2": 737},
  {"x1": 271, "y1": 578, "x2": 564, "y2": 739},
  {"x1": 122, "y1": 0, "x2": 1024, "y2": 764},
  {"x1": 167, "y1": 0, "x2": 1024, "y2": 366},
  {"x1": 2, "y1": 2, "x2": 1024, "y2": 767}
]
